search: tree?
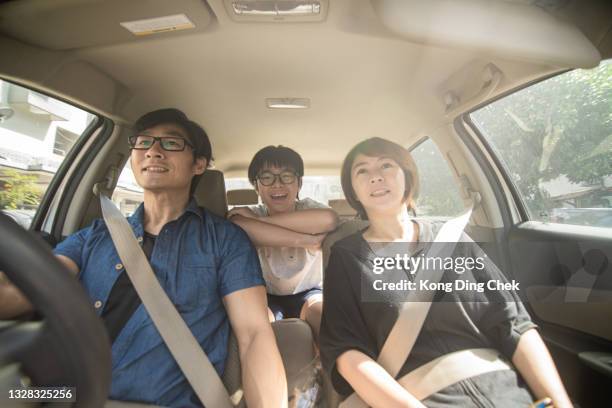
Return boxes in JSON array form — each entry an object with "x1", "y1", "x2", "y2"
[
  {"x1": 471, "y1": 60, "x2": 612, "y2": 214},
  {"x1": 413, "y1": 139, "x2": 465, "y2": 217},
  {"x1": 0, "y1": 169, "x2": 43, "y2": 210}
]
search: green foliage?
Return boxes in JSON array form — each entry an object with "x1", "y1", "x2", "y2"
[
  {"x1": 413, "y1": 140, "x2": 465, "y2": 217},
  {"x1": 471, "y1": 61, "x2": 612, "y2": 214},
  {"x1": 0, "y1": 169, "x2": 43, "y2": 210}
]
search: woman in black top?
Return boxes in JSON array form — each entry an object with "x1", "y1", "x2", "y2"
[{"x1": 320, "y1": 137, "x2": 572, "y2": 408}]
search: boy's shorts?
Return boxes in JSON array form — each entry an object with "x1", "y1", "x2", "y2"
[{"x1": 267, "y1": 287, "x2": 322, "y2": 320}]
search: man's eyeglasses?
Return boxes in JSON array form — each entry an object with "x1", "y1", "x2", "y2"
[
  {"x1": 257, "y1": 171, "x2": 297, "y2": 186},
  {"x1": 128, "y1": 135, "x2": 193, "y2": 152}
]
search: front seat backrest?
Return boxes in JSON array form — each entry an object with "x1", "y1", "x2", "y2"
[
  {"x1": 328, "y1": 199, "x2": 358, "y2": 221},
  {"x1": 227, "y1": 189, "x2": 258, "y2": 206},
  {"x1": 223, "y1": 319, "x2": 316, "y2": 407},
  {"x1": 193, "y1": 169, "x2": 227, "y2": 218},
  {"x1": 322, "y1": 219, "x2": 369, "y2": 269}
]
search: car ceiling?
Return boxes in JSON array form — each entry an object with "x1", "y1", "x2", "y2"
[{"x1": 0, "y1": 0, "x2": 611, "y2": 173}]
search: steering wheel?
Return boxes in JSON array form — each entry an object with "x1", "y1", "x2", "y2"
[{"x1": 0, "y1": 212, "x2": 111, "y2": 407}]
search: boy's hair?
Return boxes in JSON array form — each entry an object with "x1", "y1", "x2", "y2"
[
  {"x1": 340, "y1": 137, "x2": 420, "y2": 220},
  {"x1": 248, "y1": 145, "x2": 304, "y2": 185}
]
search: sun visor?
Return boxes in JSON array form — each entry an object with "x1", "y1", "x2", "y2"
[
  {"x1": 371, "y1": 0, "x2": 601, "y2": 68},
  {"x1": 0, "y1": 0, "x2": 214, "y2": 50}
]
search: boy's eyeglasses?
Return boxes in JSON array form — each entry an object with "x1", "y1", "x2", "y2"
[
  {"x1": 129, "y1": 135, "x2": 193, "y2": 152},
  {"x1": 257, "y1": 171, "x2": 297, "y2": 186}
]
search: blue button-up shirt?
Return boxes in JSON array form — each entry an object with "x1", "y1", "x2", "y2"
[{"x1": 54, "y1": 199, "x2": 264, "y2": 407}]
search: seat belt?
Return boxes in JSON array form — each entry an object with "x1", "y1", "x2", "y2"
[
  {"x1": 341, "y1": 207, "x2": 510, "y2": 407},
  {"x1": 396, "y1": 348, "x2": 510, "y2": 401},
  {"x1": 99, "y1": 194, "x2": 233, "y2": 408}
]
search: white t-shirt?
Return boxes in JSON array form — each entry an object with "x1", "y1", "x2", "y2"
[{"x1": 249, "y1": 197, "x2": 328, "y2": 295}]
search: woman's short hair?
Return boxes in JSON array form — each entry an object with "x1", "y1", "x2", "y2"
[
  {"x1": 340, "y1": 137, "x2": 420, "y2": 220},
  {"x1": 248, "y1": 145, "x2": 305, "y2": 185}
]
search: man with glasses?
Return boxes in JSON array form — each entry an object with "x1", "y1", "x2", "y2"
[
  {"x1": 227, "y1": 145, "x2": 338, "y2": 341},
  {"x1": 0, "y1": 109, "x2": 287, "y2": 408}
]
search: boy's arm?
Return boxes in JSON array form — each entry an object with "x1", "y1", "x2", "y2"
[
  {"x1": 254, "y1": 209, "x2": 338, "y2": 235},
  {"x1": 224, "y1": 286, "x2": 288, "y2": 408},
  {"x1": 229, "y1": 214, "x2": 325, "y2": 248}
]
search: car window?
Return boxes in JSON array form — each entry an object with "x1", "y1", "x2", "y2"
[
  {"x1": 0, "y1": 80, "x2": 98, "y2": 228},
  {"x1": 113, "y1": 159, "x2": 144, "y2": 217},
  {"x1": 114, "y1": 167, "x2": 346, "y2": 215},
  {"x1": 470, "y1": 60, "x2": 612, "y2": 228},
  {"x1": 410, "y1": 138, "x2": 464, "y2": 218},
  {"x1": 226, "y1": 176, "x2": 344, "y2": 208}
]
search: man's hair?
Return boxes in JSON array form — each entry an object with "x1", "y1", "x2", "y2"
[
  {"x1": 247, "y1": 145, "x2": 304, "y2": 185},
  {"x1": 340, "y1": 137, "x2": 420, "y2": 220},
  {"x1": 133, "y1": 108, "x2": 212, "y2": 163},
  {"x1": 132, "y1": 108, "x2": 213, "y2": 195}
]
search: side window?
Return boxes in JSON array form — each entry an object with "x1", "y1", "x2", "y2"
[
  {"x1": 410, "y1": 138, "x2": 464, "y2": 218},
  {"x1": 470, "y1": 60, "x2": 612, "y2": 228},
  {"x1": 225, "y1": 176, "x2": 344, "y2": 208},
  {"x1": 299, "y1": 176, "x2": 344, "y2": 205},
  {"x1": 113, "y1": 160, "x2": 143, "y2": 217},
  {"x1": 0, "y1": 80, "x2": 98, "y2": 228},
  {"x1": 114, "y1": 169, "x2": 345, "y2": 216}
]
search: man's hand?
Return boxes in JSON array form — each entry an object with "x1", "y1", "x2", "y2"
[
  {"x1": 0, "y1": 256, "x2": 78, "y2": 320},
  {"x1": 0, "y1": 272, "x2": 33, "y2": 319},
  {"x1": 227, "y1": 206, "x2": 257, "y2": 220},
  {"x1": 224, "y1": 286, "x2": 288, "y2": 408}
]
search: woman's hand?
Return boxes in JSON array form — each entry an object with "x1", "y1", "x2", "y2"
[
  {"x1": 512, "y1": 329, "x2": 573, "y2": 408},
  {"x1": 337, "y1": 349, "x2": 427, "y2": 408}
]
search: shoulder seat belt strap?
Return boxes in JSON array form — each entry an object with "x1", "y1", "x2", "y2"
[{"x1": 99, "y1": 194, "x2": 233, "y2": 408}]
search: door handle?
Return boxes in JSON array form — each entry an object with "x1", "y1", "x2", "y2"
[{"x1": 578, "y1": 351, "x2": 612, "y2": 377}]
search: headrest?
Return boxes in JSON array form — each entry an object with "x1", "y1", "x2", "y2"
[
  {"x1": 227, "y1": 189, "x2": 259, "y2": 206},
  {"x1": 193, "y1": 169, "x2": 227, "y2": 218},
  {"x1": 328, "y1": 199, "x2": 357, "y2": 217}
]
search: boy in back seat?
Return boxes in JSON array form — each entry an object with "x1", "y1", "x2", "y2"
[{"x1": 227, "y1": 145, "x2": 338, "y2": 341}]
